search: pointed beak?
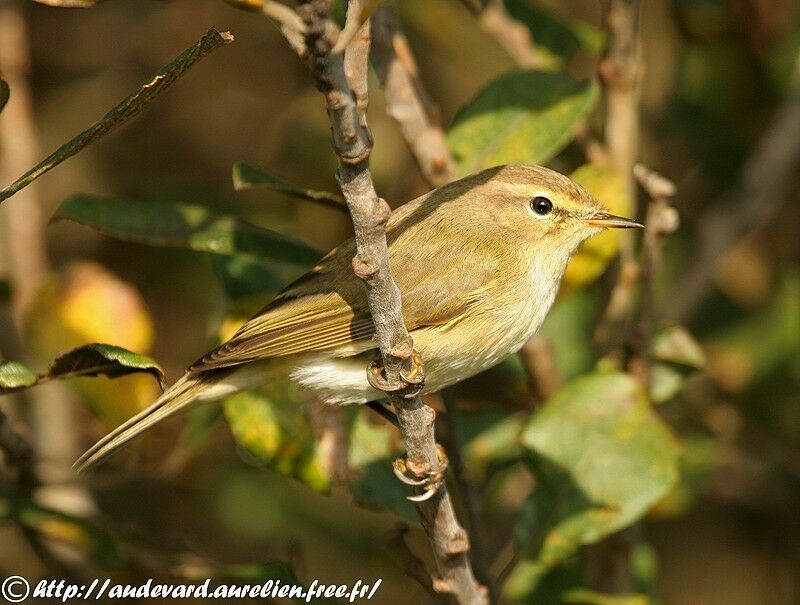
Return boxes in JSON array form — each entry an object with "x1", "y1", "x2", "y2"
[{"x1": 583, "y1": 212, "x2": 644, "y2": 229}]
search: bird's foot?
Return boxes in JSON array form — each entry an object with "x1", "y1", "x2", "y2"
[
  {"x1": 393, "y1": 444, "x2": 448, "y2": 502},
  {"x1": 366, "y1": 348, "x2": 425, "y2": 398}
]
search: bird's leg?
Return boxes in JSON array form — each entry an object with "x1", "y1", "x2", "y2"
[
  {"x1": 393, "y1": 443, "x2": 449, "y2": 502},
  {"x1": 366, "y1": 400, "x2": 399, "y2": 427}
]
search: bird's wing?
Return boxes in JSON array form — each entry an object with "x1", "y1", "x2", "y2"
[{"x1": 191, "y1": 203, "x2": 503, "y2": 372}]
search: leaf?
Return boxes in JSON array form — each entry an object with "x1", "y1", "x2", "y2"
[
  {"x1": 447, "y1": 71, "x2": 598, "y2": 174},
  {"x1": 505, "y1": 0, "x2": 605, "y2": 69},
  {"x1": 458, "y1": 411, "x2": 525, "y2": 482},
  {"x1": 0, "y1": 361, "x2": 38, "y2": 393},
  {"x1": 651, "y1": 325, "x2": 706, "y2": 369},
  {"x1": 233, "y1": 162, "x2": 346, "y2": 210},
  {"x1": 508, "y1": 372, "x2": 680, "y2": 598},
  {"x1": 561, "y1": 164, "x2": 633, "y2": 297},
  {"x1": 0, "y1": 29, "x2": 233, "y2": 204},
  {"x1": 48, "y1": 343, "x2": 166, "y2": 389},
  {"x1": 0, "y1": 78, "x2": 9, "y2": 113},
  {"x1": 54, "y1": 195, "x2": 322, "y2": 268},
  {"x1": 13, "y1": 497, "x2": 124, "y2": 566},
  {"x1": 24, "y1": 261, "x2": 160, "y2": 427},
  {"x1": 223, "y1": 389, "x2": 331, "y2": 492}
]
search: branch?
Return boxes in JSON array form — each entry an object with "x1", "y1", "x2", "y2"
[
  {"x1": 519, "y1": 334, "x2": 564, "y2": 404},
  {"x1": 593, "y1": 0, "x2": 643, "y2": 350},
  {"x1": 370, "y1": 4, "x2": 457, "y2": 187},
  {"x1": 294, "y1": 2, "x2": 486, "y2": 602},
  {"x1": 670, "y1": 53, "x2": 800, "y2": 319},
  {"x1": 627, "y1": 164, "x2": 678, "y2": 386},
  {"x1": 0, "y1": 3, "x2": 49, "y2": 319},
  {"x1": 462, "y1": 0, "x2": 540, "y2": 70}
]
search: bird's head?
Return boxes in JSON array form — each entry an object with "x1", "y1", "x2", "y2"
[{"x1": 475, "y1": 164, "x2": 642, "y2": 253}]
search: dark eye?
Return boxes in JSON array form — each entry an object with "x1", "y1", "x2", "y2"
[{"x1": 530, "y1": 196, "x2": 553, "y2": 216}]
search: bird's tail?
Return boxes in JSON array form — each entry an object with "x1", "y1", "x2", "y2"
[{"x1": 74, "y1": 369, "x2": 232, "y2": 473}]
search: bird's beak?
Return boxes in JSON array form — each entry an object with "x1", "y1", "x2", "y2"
[{"x1": 583, "y1": 212, "x2": 644, "y2": 229}]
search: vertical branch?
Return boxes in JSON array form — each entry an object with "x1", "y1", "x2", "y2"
[
  {"x1": 370, "y1": 4, "x2": 456, "y2": 187},
  {"x1": 628, "y1": 164, "x2": 678, "y2": 385},
  {"x1": 295, "y1": 2, "x2": 486, "y2": 602},
  {"x1": 594, "y1": 0, "x2": 643, "y2": 349},
  {"x1": 519, "y1": 334, "x2": 564, "y2": 403},
  {"x1": 600, "y1": 0, "x2": 641, "y2": 203},
  {"x1": 0, "y1": 0, "x2": 86, "y2": 482},
  {"x1": 0, "y1": 2, "x2": 49, "y2": 322},
  {"x1": 585, "y1": 2, "x2": 646, "y2": 594}
]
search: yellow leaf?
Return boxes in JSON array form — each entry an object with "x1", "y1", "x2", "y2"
[
  {"x1": 25, "y1": 262, "x2": 158, "y2": 428},
  {"x1": 561, "y1": 164, "x2": 632, "y2": 298}
]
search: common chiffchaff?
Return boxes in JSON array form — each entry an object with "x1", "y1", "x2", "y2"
[{"x1": 76, "y1": 164, "x2": 641, "y2": 471}]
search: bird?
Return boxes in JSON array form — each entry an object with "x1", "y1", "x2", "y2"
[{"x1": 74, "y1": 164, "x2": 642, "y2": 472}]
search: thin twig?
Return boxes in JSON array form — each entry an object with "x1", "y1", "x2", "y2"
[
  {"x1": 627, "y1": 164, "x2": 678, "y2": 386},
  {"x1": 307, "y1": 401, "x2": 352, "y2": 484},
  {"x1": 293, "y1": 2, "x2": 486, "y2": 602},
  {"x1": 670, "y1": 52, "x2": 800, "y2": 319},
  {"x1": 370, "y1": 3, "x2": 457, "y2": 187},
  {"x1": 387, "y1": 524, "x2": 439, "y2": 598},
  {"x1": 0, "y1": 405, "x2": 37, "y2": 494}
]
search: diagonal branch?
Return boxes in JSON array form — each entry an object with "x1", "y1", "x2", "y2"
[
  {"x1": 370, "y1": 4, "x2": 457, "y2": 187},
  {"x1": 293, "y1": 1, "x2": 486, "y2": 602}
]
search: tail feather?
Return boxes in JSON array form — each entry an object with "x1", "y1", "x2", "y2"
[{"x1": 74, "y1": 372, "x2": 216, "y2": 473}]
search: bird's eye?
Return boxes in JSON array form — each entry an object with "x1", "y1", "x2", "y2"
[{"x1": 530, "y1": 196, "x2": 553, "y2": 216}]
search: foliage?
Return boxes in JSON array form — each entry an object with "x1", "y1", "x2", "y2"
[
  {"x1": 0, "y1": 343, "x2": 164, "y2": 395},
  {"x1": 448, "y1": 70, "x2": 598, "y2": 174}
]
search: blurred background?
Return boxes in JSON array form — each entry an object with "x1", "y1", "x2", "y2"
[{"x1": 0, "y1": 0, "x2": 799, "y2": 603}]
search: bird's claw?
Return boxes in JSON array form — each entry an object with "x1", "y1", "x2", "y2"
[
  {"x1": 366, "y1": 350, "x2": 425, "y2": 398},
  {"x1": 393, "y1": 444, "x2": 449, "y2": 502}
]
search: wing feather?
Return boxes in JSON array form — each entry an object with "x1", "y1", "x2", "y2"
[{"x1": 191, "y1": 187, "x2": 505, "y2": 373}]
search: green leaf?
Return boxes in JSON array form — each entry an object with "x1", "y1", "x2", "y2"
[
  {"x1": 651, "y1": 325, "x2": 706, "y2": 369},
  {"x1": 350, "y1": 461, "x2": 417, "y2": 521},
  {"x1": 49, "y1": 343, "x2": 166, "y2": 389},
  {"x1": 649, "y1": 363, "x2": 685, "y2": 404},
  {"x1": 346, "y1": 409, "x2": 417, "y2": 520},
  {"x1": 458, "y1": 411, "x2": 525, "y2": 482},
  {"x1": 0, "y1": 79, "x2": 9, "y2": 113},
  {"x1": 505, "y1": 0, "x2": 605, "y2": 68},
  {"x1": 508, "y1": 372, "x2": 680, "y2": 598},
  {"x1": 0, "y1": 361, "x2": 38, "y2": 393},
  {"x1": 0, "y1": 29, "x2": 233, "y2": 204},
  {"x1": 223, "y1": 389, "x2": 331, "y2": 492},
  {"x1": 6, "y1": 493, "x2": 124, "y2": 566},
  {"x1": 447, "y1": 71, "x2": 598, "y2": 174},
  {"x1": 233, "y1": 162, "x2": 346, "y2": 210},
  {"x1": 54, "y1": 195, "x2": 322, "y2": 268}
]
